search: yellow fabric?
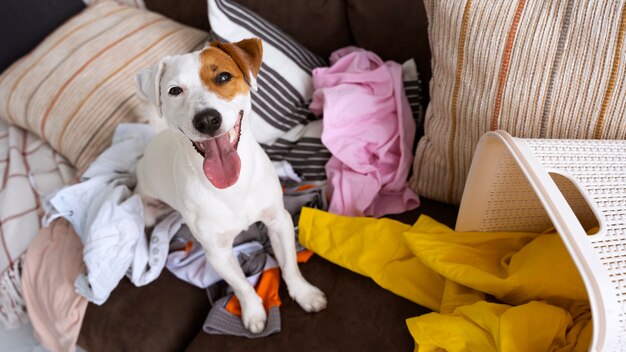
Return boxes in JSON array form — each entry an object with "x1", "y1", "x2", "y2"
[{"x1": 298, "y1": 208, "x2": 592, "y2": 352}]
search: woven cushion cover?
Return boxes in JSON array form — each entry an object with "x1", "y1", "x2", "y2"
[{"x1": 411, "y1": 1, "x2": 626, "y2": 204}]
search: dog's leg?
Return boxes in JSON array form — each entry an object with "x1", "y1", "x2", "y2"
[
  {"x1": 262, "y1": 207, "x2": 327, "y2": 313},
  {"x1": 190, "y1": 225, "x2": 268, "y2": 333}
]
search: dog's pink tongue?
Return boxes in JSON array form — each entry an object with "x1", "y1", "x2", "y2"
[{"x1": 202, "y1": 134, "x2": 240, "y2": 189}]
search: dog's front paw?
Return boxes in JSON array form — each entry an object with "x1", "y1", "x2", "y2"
[
  {"x1": 242, "y1": 299, "x2": 267, "y2": 334},
  {"x1": 291, "y1": 282, "x2": 327, "y2": 313}
]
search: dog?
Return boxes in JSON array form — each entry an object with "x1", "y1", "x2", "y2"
[{"x1": 134, "y1": 38, "x2": 327, "y2": 333}]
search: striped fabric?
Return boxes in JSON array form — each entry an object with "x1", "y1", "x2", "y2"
[
  {"x1": 208, "y1": 0, "x2": 326, "y2": 146},
  {"x1": 209, "y1": 0, "x2": 424, "y2": 182},
  {"x1": 0, "y1": 118, "x2": 76, "y2": 328},
  {"x1": 209, "y1": 0, "x2": 329, "y2": 181},
  {"x1": 402, "y1": 59, "x2": 424, "y2": 136},
  {"x1": 0, "y1": 1, "x2": 209, "y2": 173},
  {"x1": 411, "y1": 0, "x2": 626, "y2": 205},
  {"x1": 261, "y1": 121, "x2": 329, "y2": 182}
]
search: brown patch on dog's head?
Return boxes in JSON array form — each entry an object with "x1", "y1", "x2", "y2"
[{"x1": 199, "y1": 38, "x2": 263, "y2": 101}]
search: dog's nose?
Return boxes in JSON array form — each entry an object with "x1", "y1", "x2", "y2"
[{"x1": 193, "y1": 109, "x2": 222, "y2": 135}]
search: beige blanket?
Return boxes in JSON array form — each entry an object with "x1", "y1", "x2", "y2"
[{"x1": 0, "y1": 119, "x2": 75, "y2": 327}]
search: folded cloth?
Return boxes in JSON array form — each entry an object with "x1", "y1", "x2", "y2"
[
  {"x1": 21, "y1": 219, "x2": 87, "y2": 352},
  {"x1": 43, "y1": 124, "x2": 181, "y2": 304},
  {"x1": 310, "y1": 46, "x2": 419, "y2": 217},
  {"x1": 298, "y1": 208, "x2": 592, "y2": 352}
]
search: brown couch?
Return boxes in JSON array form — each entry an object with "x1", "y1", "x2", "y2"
[{"x1": 77, "y1": 1, "x2": 457, "y2": 350}]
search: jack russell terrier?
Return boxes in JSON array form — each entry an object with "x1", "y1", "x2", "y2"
[{"x1": 134, "y1": 38, "x2": 327, "y2": 333}]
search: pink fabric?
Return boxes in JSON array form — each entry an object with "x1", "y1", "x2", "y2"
[
  {"x1": 310, "y1": 47, "x2": 419, "y2": 217},
  {"x1": 21, "y1": 219, "x2": 87, "y2": 352}
]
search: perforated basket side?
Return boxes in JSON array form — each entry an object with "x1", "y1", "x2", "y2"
[
  {"x1": 523, "y1": 137, "x2": 626, "y2": 351},
  {"x1": 457, "y1": 131, "x2": 625, "y2": 351}
]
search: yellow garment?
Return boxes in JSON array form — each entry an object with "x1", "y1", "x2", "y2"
[{"x1": 298, "y1": 208, "x2": 592, "y2": 352}]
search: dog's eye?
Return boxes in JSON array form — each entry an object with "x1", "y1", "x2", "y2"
[
  {"x1": 168, "y1": 86, "x2": 183, "y2": 96},
  {"x1": 215, "y1": 72, "x2": 232, "y2": 84}
]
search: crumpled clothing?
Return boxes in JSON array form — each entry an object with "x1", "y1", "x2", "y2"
[
  {"x1": 129, "y1": 211, "x2": 183, "y2": 286},
  {"x1": 166, "y1": 180, "x2": 325, "y2": 289},
  {"x1": 42, "y1": 124, "x2": 180, "y2": 304},
  {"x1": 204, "y1": 256, "x2": 282, "y2": 338},
  {"x1": 310, "y1": 46, "x2": 419, "y2": 217},
  {"x1": 168, "y1": 223, "x2": 285, "y2": 338},
  {"x1": 167, "y1": 180, "x2": 325, "y2": 338},
  {"x1": 298, "y1": 208, "x2": 592, "y2": 352},
  {"x1": 272, "y1": 161, "x2": 302, "y2": 183},
  {"x1": 167, "y1": 223, "x2": 267, "y2": 289},
  {"x1": 21, "y1": 219, "x2": 87, "y2": 352}
]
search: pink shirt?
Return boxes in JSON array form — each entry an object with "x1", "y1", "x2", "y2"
[{"x1": 311, "y1": 47, "x2": 419, "y2": 217}]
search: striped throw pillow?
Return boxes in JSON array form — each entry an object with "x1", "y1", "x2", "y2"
[
  {"x1": 208, "y1": 0, "x2": 330, "y2": 181},
  {"x1": 209, "y1": 0, "x2": 424, "y2": 182},
  {"x1": 0, "y1": 1, "x2": 208, "y2": 173},
  {"x1": 208, "y1": 0, "x2": 326, "y2": 146},
  {"x1": 411, "y1": 1, "x2": 626, "y2": 205}
]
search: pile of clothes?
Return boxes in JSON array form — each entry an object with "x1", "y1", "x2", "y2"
[
  {"x1": 23, "y1": 123, "x2": 328, "y2": 351},
  {"x1": 20, "y1": 46, "x2": 424, "y2": 351}
]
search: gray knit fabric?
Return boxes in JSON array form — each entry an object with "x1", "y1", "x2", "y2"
[{"x1": 204, "y1": 295, "x2": 281, "y2": 338}]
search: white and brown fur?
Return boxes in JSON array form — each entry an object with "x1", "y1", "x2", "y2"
[{"x1": 134, "y1": 38, "x2": 327, "y2": 333}]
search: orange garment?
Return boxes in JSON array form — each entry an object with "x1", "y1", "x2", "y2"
[{"x1": 225, "y1": 249, "x2": 313, "y2": 316}]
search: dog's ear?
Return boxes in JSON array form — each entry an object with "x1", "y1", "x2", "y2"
[
  {"x1": 214, "y1": 38, "x2": 263, "y2": 91},
  {"x1": 136, "y1": 59, "x2": 167, "y2": 116}
]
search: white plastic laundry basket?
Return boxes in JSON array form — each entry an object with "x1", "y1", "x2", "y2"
[{"x1": 456, "y1": 130, "x2": 626, "y2": 352}]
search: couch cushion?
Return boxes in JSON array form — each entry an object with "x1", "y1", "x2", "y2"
[
  {"x1": 232, "y1": 0, "x2": 353, "y2": 61},
  {"x1": 77, "y1": 198, "x2": 457, "y2": 350},
  {"x1": 186, "y1": 254, "x2": 429, "y2": 352},
  {"x1": 77, "y1": 269, "x2": 211, "y2": 351},
  {"x1": 0, "y1": 1, "x2": 208, "y2": 173},
  {"x1": 143, "y1": 0, "x2": 432, "y2": 106},
  {"x1": 144, "y1": 0, "x2": 352, "y2": 60},
  {"x1": 185, "y1": 198, "x2": 457, "y2": 351},
  {"x1": 346, "y1": 0, "x2": 431, "y2": 101},
  {"x1": 411, "y1": 1, "x2": 626, "y2": 205},
  {"x1": 144, "y1": 0, "x2": 210, "y2": 31}
]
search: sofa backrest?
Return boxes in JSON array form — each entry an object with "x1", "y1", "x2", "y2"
[{"x1": 144, "y1": 0, "x2": 432, "y2": 100}]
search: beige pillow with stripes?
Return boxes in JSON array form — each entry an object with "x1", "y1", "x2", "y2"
[
  {"x1": 0, "y1": 1, "x2": 208, "y2": 173},
  {"x1": 411, "y1": 1, "x2": 626, "y2": 205}
]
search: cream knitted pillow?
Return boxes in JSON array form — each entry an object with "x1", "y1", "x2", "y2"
[{"x1": 412, "y1": 1, "x2": 626, "y2": 204}]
